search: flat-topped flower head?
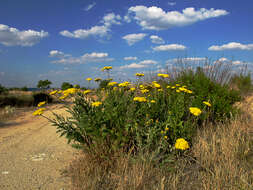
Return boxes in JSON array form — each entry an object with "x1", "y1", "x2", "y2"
[
  {"x1": 203, "y1": 101, "x2": 211, "y2": 107},
  {"x1": 86, "y1": 78, "x2": 92, "y2": 81},
  {"x1": 49, "y1": 90, "x2": 58, "y2": 95},
  {"x1": 91, "y1": 101, "x2": 102, "y2": 107},
  {"x1": 133, "y1": 97, "x2": 147, "y2": 102},
  {"x1": 130, "y1": 87, "x2": 136, "y2": 91},
  {"x1": 37, "y1": 101, "x2": 46, "y2": 107},
  {"x1": 152, "y1": 81, "x2": 161, "y2": 88},
  {"x1": 175, "y1": 138, "x2": 190, "y2": 150},
  {"x1": 83, "y1": 89, "x2": 92, "y2": 95},
  {"x1": 189, "y1": 107, "x2": 202, "y2": 116},
  {"x1": 141, "y1": 89, "x2": 149, "y2": 93},
  {"x1": 94, "y1": 78, "x2": 102, "y2": 82},
  {"x1": 118, "y1": 81, "x2": 130, "y2": 87},
  {"x1": 135, "y1": 73, "x2": 144, "y2": 77},
  {"x1": 33, "y1": 108, "x2": 46, "y2": 116},
  {"x1": 108, "y1": 81, "x2": 118, "y2": 86},
  {"x1": 101, "y1": 66, "x2": 112, "y2": 71},
  {"x1": 157, "y1": 73, "x2": 169, "y2": 78}
]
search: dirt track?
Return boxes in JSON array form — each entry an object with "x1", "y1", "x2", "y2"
[{"x1": 0, "y1": 104, "x2": 78, "y2": 190}]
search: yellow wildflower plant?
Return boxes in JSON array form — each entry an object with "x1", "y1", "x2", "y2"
[
  {"x1": 133, "y1": 97, "x2": 147, "y2": 102},
  {"x1": 83, "y1": 89, "x2": 92, "y2": 95},
  {"x1": 203, "y1": 101, "x2": 211, "y2": 107},
  {"x1": 130, "y1": 87, "x2": 135, "y2": 91},
  {"x1": 189, "y1": 107, "x2": 202, "y2": 116},
  {"x1": 152, "y1": 81, "x2": 161, "y2": 88},
  {"x1": 157, "y1": 73, "x2": 169, "y2": 78},
  {"x1": 101, "y1": 66, "x2": 112, "y2": 71},
  {"x1": 86, "y1": 78, "x2": 92, "y2": 81},
  {"x1": 118, "y1": 81, "x2": 130, "y2": 87},
  {"x1": 108, "y1": 81, "x2": 118, "y2": 86},
  {"x1": 91, "y1": 101, "x2": 102, "y2": 107},
  {"x1": 33, "y1": 108, "x2": 46, "y2": 116},
  {"x1": 174, "y1": 138, "x2": 190, "y2": 150},
  {"x1": 49, "y1": 90, "x2": 58, "y2": 95},
  {"x1": 141, "y1": 89, "x2": 149, "y2": 93},
  {"x1": 37, "y1": 101, "x2": 46, "y2": 107},
  {"x1": 135, "y1": 73, "x2": 144, "y2": 77}
]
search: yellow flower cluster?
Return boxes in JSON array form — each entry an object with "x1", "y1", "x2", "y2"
[
  {"x1": 33, "y1": 108, "x2": 46, "y2": 116},
  {"x1": 203, "y1": 101, "x2": 211, "y2": 107},
  {"x1": 135, "y1": 73, "x2": 144, "y2": 77},
  {"x1": 91, "y1": 101, "x2": 102, "y2": 107},
  {"x1": 37, "y1": 101, "x2": 46, "y2": 107},
  {"x1": 133, "y1": 97, "x2": 147, "y2": 102},
  {"x1": 86, "y1": 78, "x2": 92, "y2": 81},
  {"x1": 83, "y1": 89, "x2": 92, "y2": 95},
  {"x1": 49, "y1": 90, "x2": 58, "y2": 95},
  {"x1": 108, "y1": 81, "x2": 118, "y2": 86},
  {"x1": 141, "y1": 89, "x2": 149, "y2": 93},
  {"x1": 118, "y1": 81, "x2": 131, "y2": 87},
  {"x1": 189, "y1": 107, "x2": 202, "y2": 116},
  {"x1": 174, "y1": 138, "x2": 190, "y2": 150},
  {"x1": 157, "y1": 73, "x2": 169, "y2": 78},
  {"x1": 178, "y1": 87, "x2": 193, "y2": 94},
  {"x1": 152, "y1": 81, "x2": 161, "y2": 88},
  {"x1": 101, "y1": 66, "x2": 112, "y2": 71},
  {"x1": 59, "y1": 88, "x2": 79, "y2": 99}
]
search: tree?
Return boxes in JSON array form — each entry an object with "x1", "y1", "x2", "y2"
[
  {"x1": 37, "y1": 80, "x2": 52, "y2": 89},
  {"x1": 61, "y1": 82, "x2": 73, "y2": 90}
]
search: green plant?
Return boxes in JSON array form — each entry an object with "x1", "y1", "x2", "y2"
[
  {"x1": 32, "y1": 92, "x2": 53, "y2": 106},
  {"x1": 61, "y1": 82, "x2": 73, "y2": 90},
  {"x1": 37, "y1": 79, "x2": 52, "y2": 89},
  {"x1": 230, "y1": 72, "x2": 252, "y2": 95}
]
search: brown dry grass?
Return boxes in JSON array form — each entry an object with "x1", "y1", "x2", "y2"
[{"x1": 66, "y1": 95, "x2": 253, "y2": 190}]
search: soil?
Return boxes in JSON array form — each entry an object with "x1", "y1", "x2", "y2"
[{"x1": 0, "y1": 104, "x2": 79, "y2": 190}]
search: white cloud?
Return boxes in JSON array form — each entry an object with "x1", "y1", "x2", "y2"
[
  {"x1": 124, "y1": 15, "x2": 131, "y2": 23},
  {"x1": 166, "y1": 57, "x2": 207, "y2": 64},
  {"x1": 122, "y1": 33, "x2": 147, "y2": 46},
  {"x1": 60, "y1": 13, "x2": 121, "y2": 39},
  {"x1": 0, "y1": 24, "x2": 48, "y2": 46},
  {"x1": 232, "y1": 60, "x2": 245, "y2": 65},
  {"x1": 50, "y1": 51, "x2": 114, "y2": 65},
  {"x1": 168, "y1": 2, "x2": 176, "y2": 6},
  {"x1": 208, "y1": 42, "x2": 253, "y2": 51},
  {"x1": 120, "y1": 59, "x2": 158, "y2": 69},
  {"x1": 127, "y1": 6, "x2": 228, "y2": 30},
  {"x1": 84, "y1": 2, "x2": 96, "y2": 11},
  {"x1": 153, "y1": 44, "x2": 186, "y2": 51},
  {"x1": 124, "y1": 56, "x2": 138, "y2": 60},
  {"x1": 150, "y1": 35, "x2": 165, "y2": 44}
]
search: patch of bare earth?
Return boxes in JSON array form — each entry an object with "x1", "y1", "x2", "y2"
[{"x1": 0, "y1": 104, "x2": 79, "y2": 190}]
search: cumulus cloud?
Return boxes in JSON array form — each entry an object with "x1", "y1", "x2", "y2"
[
  {"x1": 127, "y1": 6, "x2": 228, "y2": 30},
  {"x1": 0, "y1": 24, "x2": 48, "y2": 46},
  {"x1": 150, "y1": 35, "x2": 165, "y2": 44},
  {"x1": 166, "y1": 57, "x2": 207, "y2": 64},
  {"x1": 60, "y1": 13, "x2": 121, "y2": 39},
  {"x1": 84, "y1": 2, "x2": 96, "y2": 11},
  {"x1": 208, "y1": 42, "x2": 253, "y2": 51},
  {"x1": 124, "y1": 56, "x2": 138, "y2": 60},
  {"x1": 122, "y1": 33, "x2": 147, "y2": 46},
  {"x1": 120, "y1": 59, "x2": 158, "y2": 69},
  {"x1": 153, "y1": 44, "x2": 186, "y2": 51},
  {"x1": 50, "y1": 51, "x2": 114, "y2": 65}
]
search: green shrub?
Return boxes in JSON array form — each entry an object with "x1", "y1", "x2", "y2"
[
  {"x1": 61, "y1": 82, "x2": 73, "y2": 90},
  {"x1": 0, "y1": 84, "x2": 8, "y2": 95},
  {"x1": 230, "y1": 73, "x2": 252, "y2": 95},
  {"x1": 0, "y1": 94, "x2": 34, "y2": 107},
  {"x1": 32, "y1": 92, "x2": 53, "y2": 106}
]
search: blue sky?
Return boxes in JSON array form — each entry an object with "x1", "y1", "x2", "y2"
[{"x1": 0, "y1": 0, "x2": 253, "y2": 87}]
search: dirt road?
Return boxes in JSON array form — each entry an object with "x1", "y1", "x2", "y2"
[{"x1": 0, "y1": 104, "x2": 78, "y2": 190}]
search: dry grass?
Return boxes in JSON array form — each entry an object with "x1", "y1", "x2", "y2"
[{"x1": 66, "y1": 95, "x2": 253, "y2": 190}]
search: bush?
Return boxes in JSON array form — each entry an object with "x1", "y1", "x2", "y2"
[
  {"x1": 32, "y1": 92, "x2": 53, "y2": 106},
  {"x1": 49, "y1": 67, "x2": 241, "y2": 160},
  {"x1": 0, "y1": 84, "x2": 8, "y2": 95},
  {"x1": 0, "y1": 94, "x2": 34, "y2": 107},
  {"x1": 230, "y1": 73, "x2": 252, "y2": 95},
  {"x1": 61, "y1": 82, "x2": 73, "y2": 90}
]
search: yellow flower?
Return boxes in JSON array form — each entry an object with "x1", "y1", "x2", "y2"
[
  {"x1": 130, "y1": 87, "x2": 135, "y2": 91},
  {"x1": 59, "y1": 94, "x2": 68, "y2": 100},
  {"x1": 33, "y1": 108, "x2": 46, "y2": 116},
  {"x1": 86, "y1": 78, "x2": 92, "y2": 81},
  {"x1": 164, "y1": 136, "x2": 168, "y2": 139},
  {"x1": 133, "y1": 97, "x2": 147, "y2": 102},
  {"x1": 94, "y1": 78, "x2": 101, "y2": 82},
  {"x1": 189, "y1": 107, "x2": 202, "y2": 116},
  {"x1": 57, "y1": 90, "x2": 63, "y2": 94},
  {"x1": 63, "y1": 88, "x2": 78, "y2": 95},
  {"x1": 176, "y1": 89, "x2": 180, "y2": 93},
  {"x1": 185, "y1": 89, "x2": 192, "y2": 94},
  {"x1": 141, "y1": 89, "x2": 149, "y2": 93},
  {"x1": 161, "y1": 131, "x2": 164, "y2": 134},
  {"x1": 165, "y1": 127, "x2": 169, "y2": 131},
  {"x1": 152, "y1": 81, "x2": 161, "y2": 88},
  {"x1": 175, "y1": 138, "x2": 190, "y2": 150},
  {"x1": 166, "y1": 85, "x2": 171, "y2": 88},
  {"x1": 101, "y1": 66, "x2": 112, "y2": 71},
  {"x1": 83, "y1": 89, "x2": 92, "y2": 95},
  {"x1": 157, "y1": 73, "x2": 169, "y2": 78},
  {"x1": 176, "y1": 84, "x2": 180, "y2": 86},
  {"x1": 108, "y1": 81, "x2": 118, "y2": 86},
  {"x1": 203, "y1": 101, "x2": 211, "y2": 107},
  {"x1": 158, "y1": 89, "x2": 163, "y2": 92},
  {"x1": 37, "y1": 101, "x2": 46, "y2": 107},
  {"x1": 118, "y1": 81, "x2": 130, "y2": 87},
  {"x1": 91, "y1": 101, "x2": 102, "y2": 107},
  {"x1": 49, "y1": 90, "x2": 58, "y2": 95},
  {"x1": 135, "y1": 73, "x2": 144, "y2": 77},
  {"x1": 150, "y1": 100, "x2": 156, "y2": 103},
  {"x1": 113, "y1": 87, "x2": 118, "y2": 91},
  {"x1": 171, "y1": 86, "x2": 176, "y2": 89}
]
